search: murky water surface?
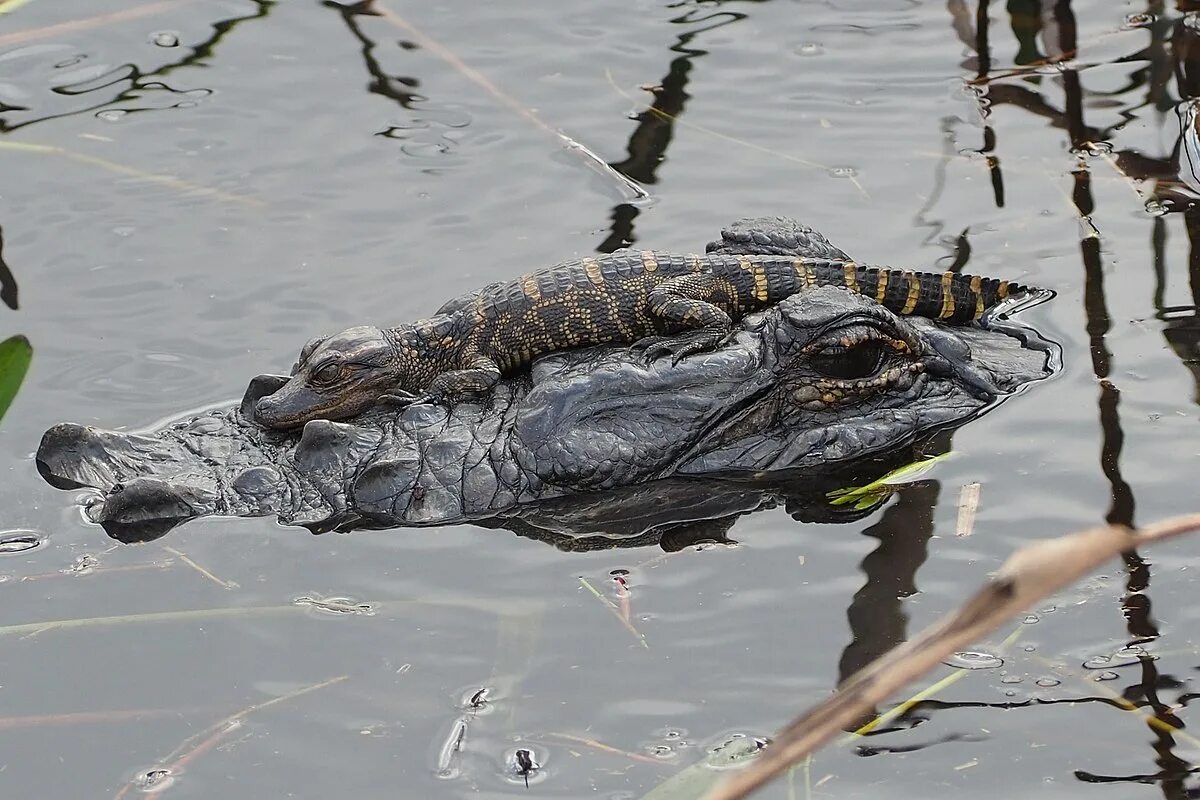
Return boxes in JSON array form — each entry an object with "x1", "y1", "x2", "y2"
[{"x1": 2, "y1": 1, "x2": 1199, "y2": 797}]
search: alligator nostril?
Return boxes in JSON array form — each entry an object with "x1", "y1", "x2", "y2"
[{"x1": 255, "y1": 397, "x2": 275, "y2": 417}]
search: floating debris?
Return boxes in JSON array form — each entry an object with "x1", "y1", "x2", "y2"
[
  {"x1": 292, "y1": 595, "x2": 374, "y2": 615},
  {"x1": 0, "y1": 529, "x2": 41, "y2": 554},
  {"x1": 507, "y1": 747, "x2": 542, "y2": 787},
  {"x1": 956, "y1": 482, "x2": 981, "y2": 537},
  {"x1": 434, "y1": 717, "x2": 468, "y2": 780}
]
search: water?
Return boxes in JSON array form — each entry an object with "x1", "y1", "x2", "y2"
[{"x1": 2, "y1": 1, "x2": 1199, "y2": 798}]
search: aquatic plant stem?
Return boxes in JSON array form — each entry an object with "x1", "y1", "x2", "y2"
[{"x1": 0, "y1": 141, "x2": 263, "y2": 207}]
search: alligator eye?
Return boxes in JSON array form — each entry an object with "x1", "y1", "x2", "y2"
[
  {"x1": 311, "y1": 362, "x2": 344, "y2": 385},
  {"x1": 811, "y1": 340, "x2": 887, "y2": 380}
]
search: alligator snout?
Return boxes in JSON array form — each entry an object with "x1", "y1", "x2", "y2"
[{"x1": 255, "y1": 395, "x2": 283, "y2": 425}]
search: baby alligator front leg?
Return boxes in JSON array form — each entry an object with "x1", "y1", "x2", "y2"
[
  {"x1": 636, "y1": 273, "x2": 735, "y2": 365},
  {"x1": 388, "y1": 352, "x2": 503, "y2": 407}
]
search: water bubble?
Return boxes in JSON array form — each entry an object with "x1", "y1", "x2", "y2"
[
  {"x1": 1145, "y1": 199, "x2": 1168, "y2": 217},
  {"x1": 150, "y1": 31, "x2": 180, "y2": 47},
  {"x1": 1124, "y1": 13, "x2": 1155, "y2": 28},
  {"x1": 1023, "y1": 644, "x2": 1037, "y2": 652},
  {"x1": 1001, "y1": 674, "x2": 1023, "y2": 684},
  {"x1": 1083, "y1": 646, "x2": 1151, "y2": 670},
  {"x1": 1034, "y1": 677, "x2": 1061, "y2": 688},
  {"x1": 96, "y1": 109, "x2": 126, "y2": 122},
  {"x1": 795, "y1": 42, "x2": 824, "y2": 56},
  {"x1": 828, "y1": 166, "x2": 858, "y2": 179},
  {"x1": 647, "y1": 744, "x2": 675, "y2": 759},
  {"x1": 705, "y1": 734, "x2": 768, "y2": 769},
  {"x1": 943, "y1": 651, "x2": 1004, "y2": 670},
  {"x1": 1095, "y1": 671, "x2": 1120, "y2": 682},
  {"x1": 0, "y1": 530, "x2": 42, "y2": 554},
  {"x1": 1076, "y1": 141, "x2": 1113, "y2": 157},
  {"x1": 1022, "y1": 614, "x2": 1040, "y2": 624},
  {"x1": 133, "y1": 768, "x2": 174, "y2": 792}
]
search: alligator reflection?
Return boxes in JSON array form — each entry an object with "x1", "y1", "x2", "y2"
[{"x1": 478, "y1": 444, "x2": 942, "y2": 554}]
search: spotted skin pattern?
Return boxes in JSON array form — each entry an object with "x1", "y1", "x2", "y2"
[{"x1": 407, "y1": 250, "x2": 1021, "y2": 402}]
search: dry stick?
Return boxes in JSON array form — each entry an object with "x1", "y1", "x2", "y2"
[
  {"x1": 162, "y1": 545, "x2": 238, "y2": 589},
  {"x1": 16, "y1": 561, "x2": 174, "y2": 582},
  {"x1": 956, "y1": 482, "x2": 981, "y2": 537},
  {"x1": 704, "y1": 513, "x2": 1200, "y2": 800},
  {"x1": 579, "y1": 576, "x2": 649, "y2": 649},
  {"x1": 0, "y1": 0, "x2": 200, "y2": 47},
  {"x1": 0, "y1": 141, "x2": 263, "y2": 207},
  {"x1": 541, "y1": 731, "x2": 669, "y2": 767},
  {"x1": 0, "y1": 707, "x2": 209, "y2": 730},
  {"x1": 372, "y1": 2, "x2": 648, "y2": 203},
  {"x1": 111, "y1": 675, "x2": 348, "y2": 800}
]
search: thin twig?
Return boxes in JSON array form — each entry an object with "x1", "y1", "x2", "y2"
[
  {"x1": 0, "y1": 0, "x2": 200, "y2": 47},
  {"x1": 579, "y1": 576, "x2": 648, "y2": 648},
  {"x1": 0, "y1": 141, "x2": 263, "y2": 207},
  {"x1": 541, "y1": 731, "x2": 668, "y2": 767},
  {"x1": 372, "y1": 1, "x2": 648, "y2": 202},
  {"x1": 162, "y1": 546, "x2": 238, "y2": 589},
  {"x1": 705, "y1": 513, "x2": 1200, "y2": 800},
  {"x1": 112, "y1": 675, "x2": 348, "y2": 799},
  {"x1": 0, "y1": 707, "x2": 208, "y2": 730}
]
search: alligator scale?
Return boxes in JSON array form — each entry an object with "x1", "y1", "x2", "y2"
[
  {"x1": 255, "y1": 232, "x2": 1023, "y2": 429},
  {"x1": 36, "y1": 218, "x2": 1056, "y2": 543}
]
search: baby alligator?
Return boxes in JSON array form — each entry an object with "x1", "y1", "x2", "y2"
[{"x1": 254, "y1": 249, "x2": 1022, "y2": 429}]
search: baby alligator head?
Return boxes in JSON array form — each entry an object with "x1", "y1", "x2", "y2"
[{"x1": 255, "y1": 326, "x2": 403, "y2": 429}]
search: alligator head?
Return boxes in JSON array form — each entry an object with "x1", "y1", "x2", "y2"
[{"x1": 254, "y1": 325, "x2": 401, "y2": 428}]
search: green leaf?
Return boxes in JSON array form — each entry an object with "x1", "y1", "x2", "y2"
[
  {"x1": 0, "y1": 335, "x2": 32, "y2": 424},
  {"x1": 826, "y1": 452, "x2": 953, "y2": 507}
]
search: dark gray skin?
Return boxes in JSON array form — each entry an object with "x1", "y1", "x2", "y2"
[
  {"x1": 36, "y1": 219, "x2": 1055, "y2": 543},
  {"x1": 37, "y1": 287, "x2": 1055, "y2": 543}
]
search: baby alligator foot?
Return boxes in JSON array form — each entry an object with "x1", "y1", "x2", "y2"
[{"x1": 631, "y1": 330, "x2": 725, "y2": 366}]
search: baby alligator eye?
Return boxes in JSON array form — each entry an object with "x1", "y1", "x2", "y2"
[
  {"x1": 810, "y1": 340, "x2": 888, "y2": 380},
  {"x1": 311, "y1": 362, "x2": 344, "y2": 385}
]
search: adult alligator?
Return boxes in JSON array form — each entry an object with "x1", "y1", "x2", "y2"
[{"x1": 36, "y1": 218, "x2": 1055, "y2": 544}]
